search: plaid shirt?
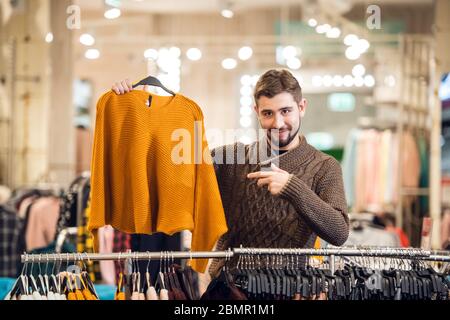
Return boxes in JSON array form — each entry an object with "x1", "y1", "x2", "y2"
[
  {"x1": 0, "y1": 205, "x2": 25, "y2": 278},
  {"x1": 113, "y1": 230, "x2": 131, "y2": 281}
]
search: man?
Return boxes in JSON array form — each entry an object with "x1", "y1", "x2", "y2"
[{"x1": 112, "y1": 69, "x2": 349, "y2": 276}]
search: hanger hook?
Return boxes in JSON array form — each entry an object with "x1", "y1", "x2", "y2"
[
  {"x1": 146, "y1": 251, "x2": 151, "y2": 273},
  {"x1": 118, "y1": 252, "x2": 123, "y2": 275},
  {"x1": 133, "y1": 251, "x2": 138, "y2": 274},
  {"x1": 83, "y1": 252, "x2": 90, "y2": 270},
  {"x1": 163, "y1": 251, "x2": 166, "y2": 274},
  {"x1": 172, "y1": 251, "x2": 175, "y2": 272},
  {"x1": 21, "y1": 253, "x2": 28, "y2": 276},
  {"x1": 38, "y1": 254, "x2": 42, "y2": 275},
  {"x1": 29, "y1": 255, "x2": 35, "y2": 277}
]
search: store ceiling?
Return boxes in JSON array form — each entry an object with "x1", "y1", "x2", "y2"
[{"x1": 76, "y1": 0, "x2": 433, "y2": 14}]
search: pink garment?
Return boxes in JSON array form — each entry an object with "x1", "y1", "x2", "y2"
[
  {"x1": 390, "y1": 133, "x2": 399, "y2": 205},
  {"x1": 354, "y1": 131, "x2": 367, "y2": 212},
  {"x1": 25, "y1": 197, "x2": 60, "y2": 251},
  {"x1": 18, "y1": 196, "x2": 37, "y2": 219},
  {"x1": 401, "y1": 132, "x2": 421, "y2": 188},
  {"x1": 364, "y1": 130, "x2": 381, "y2": 206},
  {"x1": 98, "y1": 226, "x2": 115, "y2": 285}
]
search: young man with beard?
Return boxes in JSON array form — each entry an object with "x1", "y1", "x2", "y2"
[{"x1": 112, "y1": 69, "x2": 349, "y2": 276}]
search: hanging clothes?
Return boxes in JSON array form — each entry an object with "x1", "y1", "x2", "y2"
[
  {"x1": 25, "y1": 196, "x2": 60, "y2": 252},
  {"x1": 131, "y1": 233, "x2": 182, "y2": 286},
  {"x1": 56, "y1": 176, "x2": 90, "y2": 234},
  {"x1": 78, "y1": 203, "x2": 101, "y2": 282},
  {"x1": 402, "y1": 131, "x2": 421, "y2": 189},
  {"x1": 88, "y1": 90, "x2": 228, "y2": 273},
  {"x1": 343, "y1": 128, "x2": 423, "y2": 212},
  {"x1": 417, "y1": 133, "x2": 430, "y2": 215},
  {"x1": 342, "y1": 128, "x2": 359, "y2": 208},
  {"x1": 203, "y1": 256, "x2": 449, "y2": 301},
  {"x1": 113, "y1": 229, "x2": 131, "y2": 282},
  {"x1": 0, "y1": 205, "x2": 25, "y2": 278}
]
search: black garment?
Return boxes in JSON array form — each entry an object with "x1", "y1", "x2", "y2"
[
  {"x1": 131, "y1": 233, "x2": 181, "y2": 286},
  {"x1": 0, "y1": 205, "x2": 25, "y2": 277},
  {"x1": 56, "y1": 177, "x2": 90, "y2": 234},
  {"x1": 201, "y1": 270, "x2": 247, "y2": 300}
]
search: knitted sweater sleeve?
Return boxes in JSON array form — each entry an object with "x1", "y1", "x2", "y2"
[{"x1": 279, "y1": 158, "x2": 349, "y2": 246}]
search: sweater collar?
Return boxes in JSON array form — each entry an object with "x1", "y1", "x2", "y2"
[{"x1": 248, "y1": 135, "x2": 315, "y2": 171}]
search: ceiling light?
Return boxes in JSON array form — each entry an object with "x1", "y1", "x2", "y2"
[
  {"x1": 222, "y1": 58, "x2": 237, "y2": 70},
  {"x1": 352, "y1": 64, "x2": 366, "y2": 77},
  {"x1": 344, "y1": 34, "x2": 359, "y2": 46},
  {"x1": 104, "y1": 8, "x2": 121, "y2": 19},
  {"x1": 158, "y1": 48, "x2": 169, "y2": 57},
  {"x1": 326, "y1": 27, "x2": 341, "y2": 38},
  {"x1": 240, "y1": 96, "x2": 253, "y2": 107},
  {"x1": 282, "y1": 46, "x2": 297, "y2": 60},
  {"x1": 45, "y1": 32, "x2": 53, "y2": 43},
  {"x1": 333, "y1": 75, "x2": 343, "y2": 87},
  {"x1": 354, "y1": 76, "x2": 364, "y2": 87},
  {"x1": 343, "y1": 75, "x2": 354, "y2": 87},
  {"x1": 286, "y1": 57, "x2": 301, "y2": 70},
  {"x1": 238, "y1": 46, "x2": 253, "y2": 61},
  {"x1": 345, "y1": 46, "x2": 361, "y2": 60},
  {"x1": 240, "y1": 116, "x2": 252, "y2": 128},
  {"x1": 240, "y1": 75, "x2": 252, "y2": 86},
  {"x1": 364, "y1": 75, "x2": 375, "y2": 87},
  {"x1": 308, "y1": 18, "x2": 317, "y2": 27},
  {"x1": 186, "y1": 48, "x2": 202, "y2": 61},
  {"x1": 251, "y1": 75, "x2": 259, "y2": 86},
  {"x1": 85, "y1": 49, "x2": 100, "y2": 60},
  {"x1": 144, "y1": 48, "x2": 158, "y2": 60},
  {"x1": 316, "y1": 24, "x2": 331, "y2": 34},
  {"x1": 355, "y1": 39, "x2": 370, "y2": 53},
  {"x1": 169, "y1": 47, "x2": 181, "y2": 58},
  {"x1": 240, "y1": 106, "x2": 253, "y2": 117},
  {"x1": 312, "y1": 75, "x2": 323, "y2": 87},
  {"x1": 221, "y1": 9, "x2": 234, "y2": 18},
  {"x1": 240, "y1": 85, "x2": 253, "y2": 96},
  {"x1": 80, "y1": 33, "x2": 95, "y2": 46}
]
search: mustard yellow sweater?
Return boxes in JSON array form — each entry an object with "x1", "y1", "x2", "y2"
[{"x1": 88, "y1": 90, "x2": 228, "y2": 272}]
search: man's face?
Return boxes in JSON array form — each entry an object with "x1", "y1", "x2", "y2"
[{"x1": 254, "y1": 92, "x2": 307, "y2": 149}]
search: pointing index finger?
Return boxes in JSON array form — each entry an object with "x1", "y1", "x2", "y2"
[{"x1": 247, "y1": 171, "x2": 274, "y2": 179}]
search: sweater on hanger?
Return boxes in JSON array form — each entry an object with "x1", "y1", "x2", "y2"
[
  {"x1": 209, "y1": 136, "x2": 349, "y2": 277},
  {"x1": 88, "y1": 90, "x2": 228, "y2": 273}
]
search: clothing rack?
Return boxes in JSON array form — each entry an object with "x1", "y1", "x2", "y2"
[{"x1": 21, "y1": 247, "x2": 450, "y2": 264}]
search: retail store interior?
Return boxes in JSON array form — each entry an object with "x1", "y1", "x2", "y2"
[{"x1": 0, "y1": 0, "x2": 449, "y2": 301}]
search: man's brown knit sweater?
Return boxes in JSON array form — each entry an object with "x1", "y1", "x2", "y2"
[{"x1": 209, "y1": 136, "x2": 349, "y2": 276}]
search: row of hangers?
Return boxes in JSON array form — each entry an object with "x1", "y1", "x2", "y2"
[
  {"x1": 216, "y1": 252, "x2": 449, "y2": 300},
  {"x1": 6, "y1": 253, "x2": 98, "y2": 300},
  {"x1": 115, "y1": 251, "x2": 198, "y2": 301}
]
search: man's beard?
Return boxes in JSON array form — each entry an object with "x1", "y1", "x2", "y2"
[{"x1": 267, "y1": 119, "x2": 301, "y2": 148}]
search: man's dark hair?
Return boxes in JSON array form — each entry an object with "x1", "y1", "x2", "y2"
[{"x1": 254, "y1": 69, "x2": 302, "y2": 106}]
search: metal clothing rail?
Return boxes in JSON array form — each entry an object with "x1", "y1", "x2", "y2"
[{"x1": 20, "y1": 247, "x2": 450, "y2": 263}]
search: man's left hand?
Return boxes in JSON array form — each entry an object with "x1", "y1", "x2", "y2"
[{"x1": 247, "y1": 163, "x2": 291, "y2": 195}]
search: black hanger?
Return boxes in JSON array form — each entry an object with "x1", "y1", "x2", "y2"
[{"x1": 132, "y1": 75, "x2": 175, "y2": 96}]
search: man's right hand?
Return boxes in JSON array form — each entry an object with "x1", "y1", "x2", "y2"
[{"x1": 111, "y1": 78, "x2": 133, "y2": 95}]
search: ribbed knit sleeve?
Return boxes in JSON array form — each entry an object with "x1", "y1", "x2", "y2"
[{"x1": 279, "y1": 158, "x2": 349, "y2": 246}]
